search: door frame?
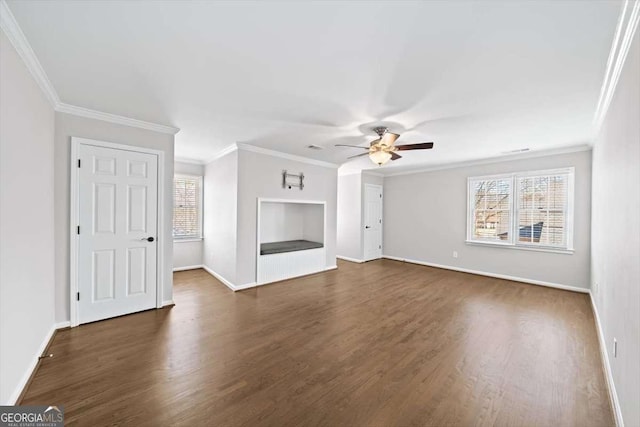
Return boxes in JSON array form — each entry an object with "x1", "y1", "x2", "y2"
[
  {"x1": 69, "y1": 137, "x2": 166, "y2": 327},
  {"x1": 362, "y1": 183, "x2": 383, "y2": 261}
]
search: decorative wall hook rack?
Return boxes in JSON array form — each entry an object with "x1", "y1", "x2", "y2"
[{"x1": 282, "y1": 170, "x2": 304, "y2": 190}]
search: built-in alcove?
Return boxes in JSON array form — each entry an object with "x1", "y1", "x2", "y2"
[{"x1": 257, "y1": 199, "x2": 325, "y2": 284}]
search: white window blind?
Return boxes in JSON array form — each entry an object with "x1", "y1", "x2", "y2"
[
  {"x1": 469, "y1": 177, "x2": 512, "y2": 242},
  {"x1": 467, "y1": 168, "x2": 574, "y2": 251},
  {"x1": 517, "y1": 173, "x2": 569, "y2": 247},
  {"x1": 173, "y1": 175, "x2": 202, "y2": 239}
]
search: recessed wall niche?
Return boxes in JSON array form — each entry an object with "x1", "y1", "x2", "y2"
[{"x1": 257, "y1": 199, "x2": 325, "y2": 284}]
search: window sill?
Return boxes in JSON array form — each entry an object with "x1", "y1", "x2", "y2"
[
  {"x1": 465, "y1": 240, "x2": 574, "y2": 255},
  {"x1": 173, "y1": 237, "x2": 203, "y2": 243}
]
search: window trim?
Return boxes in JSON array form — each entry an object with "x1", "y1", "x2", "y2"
[
  {"x1": 174, "y1": 237, "x2": 204, "y2": 243},
  {"x1": 173, "y1": 173, "x2": 203, "y2": 241},
  {"x1": 466, "y1": 174, "x2": 515, "y2": 245},
  {"x1": 466, "y1": 167, "x2": 575, "y2": 252}
]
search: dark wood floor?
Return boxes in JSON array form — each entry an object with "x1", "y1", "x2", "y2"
[{"x1": 22, "y1": 259, "x2": 613, "y2": 426}]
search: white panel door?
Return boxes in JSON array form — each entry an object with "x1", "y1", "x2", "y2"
[
  {"x1": 77, "y1": 144, "x2": 158, "y2": 324},
  {"x1": 363, "y1": 184, "x2": 383, "y2": 261}
]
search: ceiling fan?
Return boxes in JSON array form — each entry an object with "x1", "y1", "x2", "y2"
[{"x1": 335, "y1": 127, "x2": 434, "y2": 166}]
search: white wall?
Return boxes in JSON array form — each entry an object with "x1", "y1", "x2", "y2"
[
  {"x1": 591, "y1": 30, "x2": 639, "y2": 427},
  {"x1": 260, "y1": 202, "x2": 305, "y2": 243},
  {"x1": 202, "y1": 151, "x2": 238, "y2": 284},
  {"x1": 175, "y1": 161, "x2": 204, "y2": 176},
  {"x1": 173, "y1": 241, "x2": 203, "y2": 270},
  {"x1": 336, "y1": 171, "x2": 384, "y2": 261},
  {"x1": 54, "y1": 112, "x2": 175, "y2": 319},
  {"x1": 0, "y1": 31, "x2": 55, "y2": 404},
  {"x1": 236, "y1": 149, "x2": 338, "y2": 286},
  {"x1": 383, "y1": 150, "x2": 592, "y2": 289},
  {"x1": 173, "y1": 161, "x2": 204, "y2": 270},
  {"x1": 259, "y1": 202, "x2": 324, "y2": 244},
  {"x1": 361, "y1": 172, "x2": 384, "y2": 188},
  {"x1": 302, "y1": 204, "x2": 324, "y2": 243},
  {"x1": 337, "y1": 173, "x2": 362, "y2": 260}
]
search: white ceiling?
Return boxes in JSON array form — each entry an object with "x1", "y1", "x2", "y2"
[{"x1": 7, "y1": 0, "x2": 619, "y2": 173}]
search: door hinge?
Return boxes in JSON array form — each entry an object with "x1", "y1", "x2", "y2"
[
  {"x1": 77, "y1": 159, "x2": 81, "y2": 168},
  {"x1": 77, "y1": 225, "x2": 80, "y2": 235},
  {"x1": 76, "y1": 292, "x2": 80, "y2": 301}
]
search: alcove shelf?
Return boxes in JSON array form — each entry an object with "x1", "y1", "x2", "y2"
[{"x1": 257, "y1": 198, "x2": 326, "y2": 285}]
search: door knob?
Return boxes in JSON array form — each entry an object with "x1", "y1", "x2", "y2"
[
  {"x1": 365, "y1": 226, "x2": 370, "y2": 229},
  {"x1": 141, "y1": 237, "x2": 155, "y2": 242}
]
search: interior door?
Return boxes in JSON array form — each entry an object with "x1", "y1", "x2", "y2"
[
  {"x1": 363, "y1": 184, "x2": 383, "y2": 261},
  {"x1": 77, "y1": 143, "x2": 158, "y2": 324}
]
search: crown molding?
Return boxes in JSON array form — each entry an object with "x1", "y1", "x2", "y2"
[
  {"x1": 362, "y1": 171, "x2": 384, "y2": 178},
  {"x1": 0, "y1": 0, "x2": 59, "y2": 106},
  {"x1": 56, "y1": 103, "x2": 179, "y2": 135},
  {"x1": 0, "y1": 0, "x2": 179, "y2": 135},
  {"x1": 384, "y1": 144, "x2": 592, "y2": 177},
  {"x1": 236, "y1": 143, "x2": 339, "y2": 169},
  {"x1": 204, "y1": 143, "x2": 340, "y2": 168},
  {"x1": 204, "y1": 144, "x2": 239, "y2": 165},
  {"x1": 175, "y1": 157, "x2": 206, "y2": 166},
  {"x1": 594, "y1": 0, "x2": 640, "y2": 133},
  {"x1": 337, "y1": 169, "x2": 364, "y2": 177},
  {"x1": 338, "y1": 169, "x2": 385, "y2": 177}
]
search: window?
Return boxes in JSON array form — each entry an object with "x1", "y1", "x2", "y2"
[
  {"x1": 173, "y1": 175, "x2": 202, "y2": 240},
  {"x1": 467, "y1": 168, "x2": 574, "y2": 251},
  {"x1": 469, "y1": 177, "x2": 513, "y2": 242}
]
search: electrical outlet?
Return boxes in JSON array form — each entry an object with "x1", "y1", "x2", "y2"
[
  {"x1": 613, "y1": 338, "x2": 617, "y2": 358},
  {"x1": 453, "y1": 251, "x2": 458, "y2": 258}
]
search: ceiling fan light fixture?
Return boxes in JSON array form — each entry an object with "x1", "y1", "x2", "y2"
[
  {"x1": 369, "y1": 150, "x2": 392, "y2": 166},
  {"x1": 336, "y1": 126, "x2": 434, "y2": 166},
  {"x1": 380, "y1": 132, "x2": 399, "y2": 146}
]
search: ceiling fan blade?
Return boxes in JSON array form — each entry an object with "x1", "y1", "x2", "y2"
[
  {"x1": 390, "y1": 152, "x2": 402, "y2": 161},
  {"x1": 335, "y1": 144, "x2": 369, "y2": 150},
  {"x1": 395, "y1": 142, "x2": 434, "y2": 151},
  {"x1": 347, "y1": 152, "x2": 370, "y2": 159},
  {"x1": 381, "y1": 132, "x2": 400, "y2": 146}
]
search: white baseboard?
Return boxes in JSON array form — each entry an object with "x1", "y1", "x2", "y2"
[
  {"x1": 382, "y1": 255, "x2": 589, "y2": 294},
  {"x1": 337, "y1": 255, "x2": 365, "y2": 263},
  {"x1": 590, "y1": 292, "x2": 624, "y2": 427},
  {"x1": 173, "y1": 264, "x2": 203, "y2": 272},
  {"x1": 7, "y1": 306, "x2": 176, "y2": 405},
  {"x1": 161, "y1": 300, "x2": 175, "y2": 307},
  {"x1": 233, "y1": 281, "x2": 259, "y2": 291},
  {"x1": 202, "y1": 265, "x2": 238, "y2": 292},
  {"x1": 256, "y1": 265, "x2": 337, "y2": 287},
  {"x1": 7, "y1": 320, "x2": 67, "y2": 405},
  {"x1": 202, "y1": 264, "x2": 336, "y2": 291}
]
